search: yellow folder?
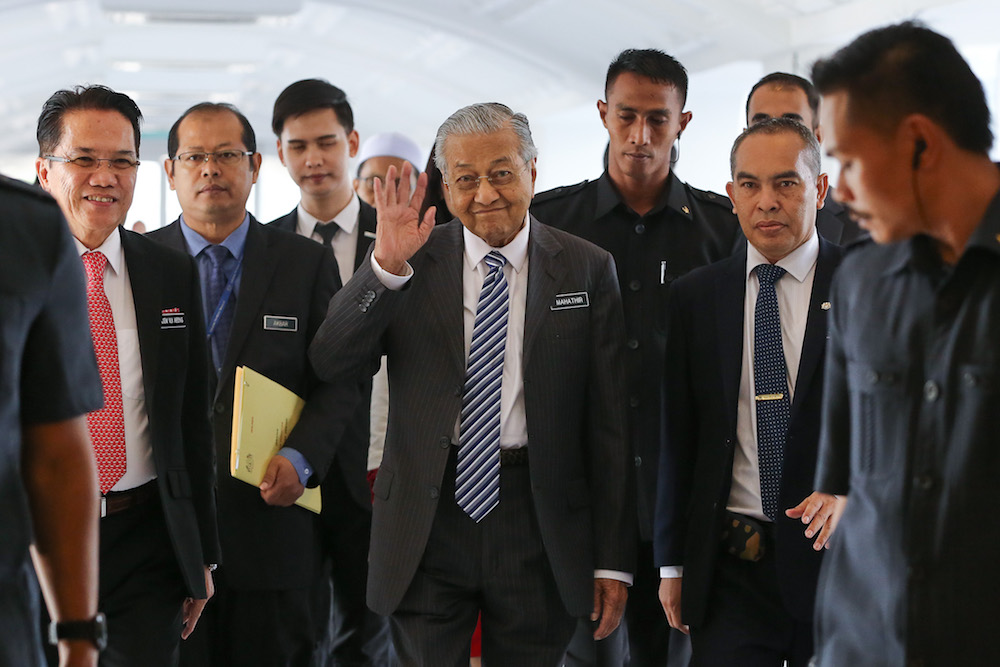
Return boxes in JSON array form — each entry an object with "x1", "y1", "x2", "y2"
[{"x1": 230, "y1": 366, "x2": 321, "y2": 514}]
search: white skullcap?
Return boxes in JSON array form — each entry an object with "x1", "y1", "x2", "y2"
[{"x1": 356, "y1": 132, "x2": 425, "y2": 175}]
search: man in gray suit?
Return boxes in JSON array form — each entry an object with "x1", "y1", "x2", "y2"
[{"x1": 309, "y1": 102, "x2": 634, "y2": 666}]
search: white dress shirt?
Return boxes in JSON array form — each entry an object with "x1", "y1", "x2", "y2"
[
  {"x1": 296, "y1": 196, "x2": 360, "y2": 286},
  {"x1": 74, "y1": 229, "x2": 155, "y2": 492},
  {"x1": 661, "y1": 231, "x2": 818, "y2": 579}
]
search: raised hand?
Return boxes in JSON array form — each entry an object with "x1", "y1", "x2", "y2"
[{"x1": 372, "y1": 162, "x2": 437, "y2": 275}]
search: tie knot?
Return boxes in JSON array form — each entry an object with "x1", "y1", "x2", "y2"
[
  {"x1": 315, "y1": 221, "x2": 339, "y2": 246},
  {"x1": 756, "y1": 263, "x2": 786, "y2": 287},
  {"x1": 204, "y1": 244, "x2": 231, "y2": 267},
  {"x1": 484, "y1": 251, "x2": 507, "y2": 272},
  {"x1": 81, "y1": 251, "x2": 108, "y2": 283}
]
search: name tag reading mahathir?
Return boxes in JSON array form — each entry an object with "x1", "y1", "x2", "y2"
[{"x1": 550, "y1": 292, "x2": 590, "y2": 311}]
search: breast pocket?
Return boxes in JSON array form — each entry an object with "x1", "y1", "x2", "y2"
[{"x1": 847, "y1": 361, "x2": 907, "y2": 478}]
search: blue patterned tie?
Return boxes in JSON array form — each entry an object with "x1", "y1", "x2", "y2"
[
  {"x1": 754, "y1": 263, "x2": 790, "y2": 521},
  {"x1": 205, "y1": 245, "x2": 234, "y2": 375},
  {"x1": 456, "y1": 251, "x2": 509, "y2": 522}
]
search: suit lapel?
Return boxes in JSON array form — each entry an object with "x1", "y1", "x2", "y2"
[
  {"x1": 790, "y1": 238, "x2": 838, "y2": 418},
  {"x1": 121, "y1": 228, "x2": 161, "y2": 410},
  {"x1": 522, "y1": 218, "x2": 565, "y2": 371},
  {"x1": 716, "y1": 250, "x2": 747, "y2": 429},
  {"x1": 216, "y1": 218, "x2": 278, "y2": 399},
  {"x1": 355, "y1": 201, "x2": 377, "y2": 271},
  {"x1": 423, "y1": 222, "x2": 466, "y2": 377}
]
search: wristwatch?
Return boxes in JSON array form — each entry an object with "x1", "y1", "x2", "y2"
[{"x1": 48, "y1": 613, "x2": 108, "y2": 651}]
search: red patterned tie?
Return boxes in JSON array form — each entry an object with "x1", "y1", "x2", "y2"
[{"x1": 81, "y1": 251, "x2": 127, "y2": 494}]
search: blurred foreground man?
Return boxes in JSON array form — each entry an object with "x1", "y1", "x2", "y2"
[
  {"x1": 655, "y1": 119, "x2": 842, "y2": 666},
  {"x1": 310, "y1": 102, "x2": 633, "y2": 666},
  {"x1": 36, "y1": 85, "x2": 219, "y2": 667},
  {"x1": 810, "y1": 21, "x2": 1000, "y2": 666},
  {"x1": 1, "y1": 173, "x2": 102, "y2": 667}
]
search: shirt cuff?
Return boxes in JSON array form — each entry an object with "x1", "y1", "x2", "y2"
[
  {"x1": 595, "y1": 570, "x2": 634, "y2": 586},
  {"x1": 277, "y1": 447, "x2": 313, "y2": 486},
  {"x1": 370, "y1": 252, "x2": 412, "y2": 291},
  {"x1": 660, "y1": 566, "x2": 684, "y2": 579}
]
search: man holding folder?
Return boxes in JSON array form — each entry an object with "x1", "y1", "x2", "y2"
[{"x1": 148, "y1": 101, "x2": 361, "y2": 667}]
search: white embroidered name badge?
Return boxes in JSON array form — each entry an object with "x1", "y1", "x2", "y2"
[
  {"x1": 263, "y1": 315, "x2": 298, "y2": 332},
  {"x1": 160, "y1": 307, "x2": 186, "y2": 329},
  {"x1": 551, "y1": 292, "x2": 590, "y2": 311}
]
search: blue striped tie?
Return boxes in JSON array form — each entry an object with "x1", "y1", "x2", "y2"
[
  {"x1": 456, "y1": 251, "x2": 509, "y2": 522},
  {"x1": 754, "y1": 263, "x2": 790, "y2": 521}
]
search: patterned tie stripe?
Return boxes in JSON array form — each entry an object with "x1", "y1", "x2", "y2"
[
  {"x1": 81, "y1": 251, "x2": 127, "y2": 494},
  {"x1": 456, "y1": 251, "x2": 509, "y2": 522},
  {"x1": 754, "y1": 263, "x2": 790, "y2": 521}
]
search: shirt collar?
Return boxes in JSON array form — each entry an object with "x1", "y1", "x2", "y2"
[
  {"x1": 462, "y1": 215, "x2": 530, "y2": 274},
  {"x1": 297, "y1": 194, "x2": 360, "y2": 237},
  {"x1": 179, "y1": 212, "x2": 250, "y2": 260},
  {"x1": 73, "y1": 225, "x2": 124, "y2": 276},
  {"x1": 594, "y1": 169, "x2": 689, "y2": 219},
  {"x1": 962, "y1": 180, "x2": 1000, "y2": 259},
  {"x1": 745, "y1": 228, "x2": 819, "y2": 283}
]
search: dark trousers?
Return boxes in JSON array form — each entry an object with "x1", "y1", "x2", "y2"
[
  {"x1": 43, "y1": 489, "x2": 187, "y2": 667},
  {"x1": 179, "y1": 568, "x2": 316, "y2": 667},
  {"x1": 690, "y1": 528, "x2": 812, "y2": 667},
  {"x1": 390, "y1": 449, "x2": 576, "y2": 666},
  {"x1": 313, "y1": 469, "x2": 392, "y2": 667}
]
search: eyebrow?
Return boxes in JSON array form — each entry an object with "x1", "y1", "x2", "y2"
[
  {"x1": 453, "y1": 156, "x2": 515, "y2": 170},
  {"x1": 734, "y1": 170, "x2": 801, "y2": 181},
  {"x1": 72, "y1": 146, "x2": 137, "y2": 157},
  {"x1": 615, "y1": 103, "x2": 671, "y2": 117},
  {"x1": 286, "y1": 134, "x2": 338, "y2": 144}
]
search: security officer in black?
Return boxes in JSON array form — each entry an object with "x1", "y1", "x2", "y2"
[{"x1": 531, "y1": 49, "x2": 740, "y2": 667}]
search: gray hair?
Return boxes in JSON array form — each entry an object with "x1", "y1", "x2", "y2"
[
  {"x1": 433, "y1": 102, "x2": 537, "y2": 175},
  {"x1": 730, "y1": 117, "x2": 821, "y2": 179}
]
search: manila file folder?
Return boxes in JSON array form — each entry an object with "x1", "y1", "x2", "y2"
[{"x1": 231, "y1": 365, "x2": 321, "y2": 513}]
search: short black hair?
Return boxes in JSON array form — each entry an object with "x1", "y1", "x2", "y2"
[
  {"x1": 730, "y1": 117, "x2": 822, "y2": 180},
  {"x1": 37, "y1": 85, "x2": 142, "y2": 157},
  {"x1": 605, "y1": 49, "x2": 688, "y2": 105},
  {"x1": 272, "y1": 78, "x2": 354, "y2": 136},
  {"x1": 746, "y1": 72, "x2": 821, "y2": 130},
  {"x1": 167, "y1": 102, "x2": 257, "y2": 159},
  {"x1": 812, "y1": 20, "x2": 992, "y2": 153}
]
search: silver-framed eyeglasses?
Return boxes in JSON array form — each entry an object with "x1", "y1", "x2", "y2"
[
  {"x1": 172, "y1": 150, "x2": 253, "y2": 168},
  {"x1": 45, "y1": 155, "x2": 140, "y2": 171},
  {"x1": 445, "y1": 162, "x2": 529, "y2": 192}
]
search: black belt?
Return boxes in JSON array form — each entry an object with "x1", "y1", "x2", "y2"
[
  {"x1": 500, "y1": 447, "x2": 529, "y2": 466},
  {"x1": 101, "y1": 481, "x2": 157, "y2": 518}
]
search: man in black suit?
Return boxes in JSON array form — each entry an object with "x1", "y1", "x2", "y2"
[
  {"x1": 309, "y1": 102, "x2": 634, "y2": 666},
  {"x1": 35, "y1": 85, "x2": 219, "y2": 666},
  {"x1": 149, "y1": 102, "x2": 360, "y2": 667},
  {"x1": 1, "y1": 171, "x2": 103, "y2": 667},
  {"x1": 267, "y1": 78, "x2": 389, "y2": 667},
  {"x1": 654, "y1": 119, "x2": 843, "y2": 666},
  {"x1": 530, "y1": 48, "x2": 741, "y2": 667},
  {"x1": 745, "y1": 72, "x2": 865, "y2": 246}
]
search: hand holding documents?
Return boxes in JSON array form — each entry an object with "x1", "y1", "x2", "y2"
[{"x1": 231, "y1": 366, "x2": 321, "y2": 513}]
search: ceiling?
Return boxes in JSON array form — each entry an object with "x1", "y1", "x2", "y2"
[{"x1": 0, "y1": 0, "x2": 986, "y2": 161}]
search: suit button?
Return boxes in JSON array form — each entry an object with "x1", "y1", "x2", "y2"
[
  {"x1": 914, "y1": 474, "x2": 934, "y2": 491},
  {"x1": 429, "y1": 487, "x2": 439, "y2": 499},
  {"x1": 214, "y1": 402, "x2": 225, "y2": 414},
  {"x1": 634, "y1": 456, "x2": 642, "y2": 468},
  {"x1": 634, "y1": 223, "x2": 646, "y2": 235},
  {"x1": 963, "y1": 371, "x2": 979, "y2": 387},
  {"x1": 629, "y1": 280, "x2": 641, "y2": 291},
  {"x1": 439, "y1": 436, "x2": 451, "y2": 449},
  {"x1": 359, "y1": 305, "x2": 369, "y2": 313},
  {"x1": 867, "y1": 370, "x2": 880, "y2": 384},
  {"x1": 627, "y1": 339, "x2": 639, "y2": 350},
  {"x1": 923, "y1": 381, "x2": 940, "y2": 402},
  {"x1": 453, "y1": 386, "x2": 463, "y2": 397},
  {"x1": 629, "y1": 396, "x2": 640, "y2": 408}
]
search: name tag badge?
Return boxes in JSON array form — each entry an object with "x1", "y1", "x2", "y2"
[
  {"x1": 263, "y1": 315, "x2": 298, "y2": 332},
  {"x1": 160, "y1": 307, "x2": 186, "y2": 329},
  {"x1": 550, "y1": 291, "x2": 590, "y2": 311}
]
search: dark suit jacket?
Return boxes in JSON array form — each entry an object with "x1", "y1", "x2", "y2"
[
  {"x1": 309, "y1": 217, "x2": 635, "y2": 616},
  {"x1": 148, "y1": 216, "x2": 361, "y2": 590},
  {"x1": 654, "y1": 238, "x2": 843, "y2": 626},
  {"x1": 120, "y1": 227, "x2": 220, "y2": 598},
  {"x1": 267, "y1": 200, "x2": 377, "y2": 510}
]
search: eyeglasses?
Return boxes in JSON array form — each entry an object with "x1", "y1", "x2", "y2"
[
  {"x1": 172, "y1": 150, "x2": 253, "y2": 168},
  {"x1": 45, "y1": 155, "x2": 140, "y2": 171},
  {"x1": 444, "y1": 163, "x2": 528, "y2": 192}
]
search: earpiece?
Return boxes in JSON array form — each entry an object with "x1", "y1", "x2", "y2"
[{"x1": 912, "y1": 139, "x2": 926, "y2": 169}]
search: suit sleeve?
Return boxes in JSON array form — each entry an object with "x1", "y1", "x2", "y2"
[
  {"x1": 283, "y1": 248, "x2": 363, "y2": 486},
  {"x1": 814, "y1": 274, "x2": 851, "y2": 495},
  {"x1": 588, "y1": 252, "x2": 636, "y2": 573},
  {"x1": 654, "y1": 280, "x2": 697, "y2": 568},
  {"x1": 180, "y1": 255, "x2": 221, "y2": 565}
]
